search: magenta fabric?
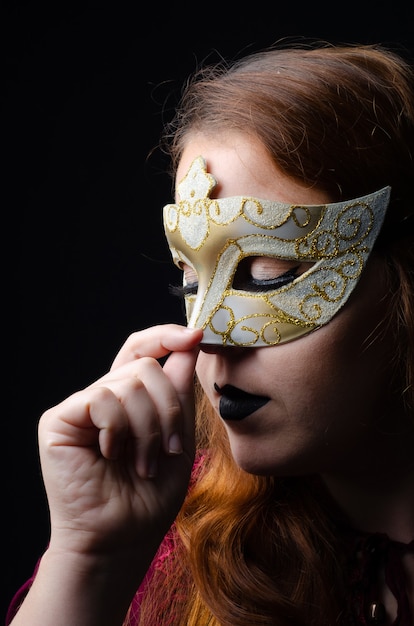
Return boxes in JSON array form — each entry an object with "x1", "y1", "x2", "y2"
[
  {"x1": 6, "y1": 558, "x2": 40, "y2": 625},
  {"x1": 7, "y1": 533, "x2": 413, "y2": 625},
  {"x1": 5, "y1": 458, "x2": 413, "y2": 626}
]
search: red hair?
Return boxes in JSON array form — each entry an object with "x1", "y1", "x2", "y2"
[{"x1": 136, "y1": 42, "x2": 414, "y2": 624}]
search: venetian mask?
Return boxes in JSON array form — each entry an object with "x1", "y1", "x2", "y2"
[{"x1": 163, "y1": 156, "x2": 390, "y2": 347}]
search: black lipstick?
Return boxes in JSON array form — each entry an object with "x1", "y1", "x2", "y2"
[{"x1": 214, "y1": 383, "x2": 270, "y2": 421}]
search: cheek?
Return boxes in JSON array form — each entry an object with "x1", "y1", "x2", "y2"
[
  {"x1": 195, "y1": 257, "x2": 393, "y2": 408},
  {"x1": 296, "y1": 278, "x2": 394, "y2": 418}
]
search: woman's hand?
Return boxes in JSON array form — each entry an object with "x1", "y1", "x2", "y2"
[{"x1": 38, "y1": 324, "x2": 203, "y2": 569}]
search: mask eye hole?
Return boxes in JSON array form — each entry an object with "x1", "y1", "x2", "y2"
[
  {"x1": 181, "y1": 263, "x2": 198, "y2": 288},
  {"x1": 169, "y1": 262, "x2": 198, "y2": 299},
  {"x1": 232, "y1": 257, "x2": 313, "y2": 292}
]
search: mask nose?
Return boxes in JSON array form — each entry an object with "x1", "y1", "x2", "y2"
[
  {"x1": 198, "y1": 340, "x2": 249, "y2": 355},
  {"x1": 198, "y1": 342, "x2": 223, "y2": 354}
]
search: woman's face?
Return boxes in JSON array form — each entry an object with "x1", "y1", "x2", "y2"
[{"x1": 175, "y1": 132, "x2": 396, "y2": 477}]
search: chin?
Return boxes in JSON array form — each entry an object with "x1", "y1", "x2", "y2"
[
  {"x1": 229, "y1": 449, "x2": 279, "y2": 476},
  {"x1": 229, "y1": 444, "x2": 315, "y2": 477}
]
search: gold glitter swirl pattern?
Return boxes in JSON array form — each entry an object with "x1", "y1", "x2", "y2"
[{"x1": 163, "y1": 156, "x2": 391, "y2": 347}]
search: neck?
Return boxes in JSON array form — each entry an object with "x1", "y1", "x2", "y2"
[
  {"x1": 322, "y1": 458, "x2": 414, "y2": 543},
  {"x1": 320, "y1": 405, "x2": 414, "y2": 542}
]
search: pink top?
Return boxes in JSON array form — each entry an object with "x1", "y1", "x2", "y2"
[
  {"x1": 5, "y1": 458, "x2": 413, "y2": 626},
  {"x1": 6, "y1": 531, "x2": 413, "y2": 625}
]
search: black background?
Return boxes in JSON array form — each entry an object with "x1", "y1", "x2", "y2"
[{"x1": 3, "y1": 2, "x2": 414, "y2": 620}]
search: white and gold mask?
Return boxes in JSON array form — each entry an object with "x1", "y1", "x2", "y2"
[{"x1": 163, "y1": 156, "x2": 390, "y2": 347}]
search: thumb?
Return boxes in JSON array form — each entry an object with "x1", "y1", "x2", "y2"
[
  {"x1": 163, "y1": 345, "x2": 200, "y2": 402},
  {"x1": 162, "y1": 347, "x2": 200, "y2": 448}
]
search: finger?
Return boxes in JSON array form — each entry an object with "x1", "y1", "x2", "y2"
[
  {"x1": 88, "y1": 388, "x2": 131, "y2": 460},
  {"x1": 163, "y1": 348, "x2": 200, "y2": 398},
  {"x1": 47, "y1": 383, "x2": 163, "y2": 479},
  {"x1": 39, "y1": 387, "x2": 130, "y2": 460},
  {"x1": 110, "y1": 325, "x2": 203, "y2": 370},
  {"x1": 98, "y1": 355, "x2": 197, "y2": 461},
  {"x1": 101, "y1": 376, "x2": 162, "y2": 478},
  {"x1": 122, "y1": 357, "x2": 185, "y2": 457},
  {"x1": 162, "y1": 347, "x2": 200, "y2": 452}
]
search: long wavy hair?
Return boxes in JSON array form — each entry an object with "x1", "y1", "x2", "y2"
[{"x1": 135, "y1": 42, "x2": 414, "y2": 625}]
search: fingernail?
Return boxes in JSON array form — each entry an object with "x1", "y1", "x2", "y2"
[{"x1": 168, "y1": 433, "x2": 183, "y2": 454}]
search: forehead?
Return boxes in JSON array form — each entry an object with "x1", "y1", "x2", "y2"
[
  {"x1": 176, "y1": 134, "x2": 332, "y2": 205},
  {"x1": 169, "y1": 155, "x2": 390, "y2": 260}
]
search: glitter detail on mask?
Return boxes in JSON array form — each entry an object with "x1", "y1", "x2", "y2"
[{"x1": 163, "y1": 156, "x2": 391, "y2": 347}]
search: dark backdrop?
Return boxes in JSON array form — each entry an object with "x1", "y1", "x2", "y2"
[{"x1": 4, "y1": 2, "x2": 414, "y2": 620}]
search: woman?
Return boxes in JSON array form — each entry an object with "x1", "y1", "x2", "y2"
[{"x1": 7, "y1": 42, "x2": 414, "y2": 626}]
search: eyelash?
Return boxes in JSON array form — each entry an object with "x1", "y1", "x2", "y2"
[
  {"x1": 169, "y1": 265, "x2": 301, "y2": 298},
  {"x1": 169, "y1": 283, "x2": 198, "y2": 298},
  {"x1": 242, "y1": 266, "x2": 300, "y2": 292}
]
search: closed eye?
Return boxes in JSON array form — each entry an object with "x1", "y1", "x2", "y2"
[
  {"x1": 232, "y1": 257, "x2": 312, "y2": 293},
  {"x1": 233, "y1": 266, "x2": 299, "y2": 292},
  {"x1": 169, "y1": 257, "x2": 313, "y2": 299}
]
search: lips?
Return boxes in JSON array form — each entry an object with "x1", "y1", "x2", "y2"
[{"x1": 214, "y1": 383, "x2": 270, "y2": 421}]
